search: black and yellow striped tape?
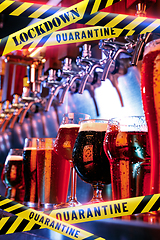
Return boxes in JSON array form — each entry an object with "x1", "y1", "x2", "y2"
[
  {"x1": 0, "y1": 194, "x2": 160, "y2": 225},
  {"x1": 1, "y1": 10, "x2": 160, "y2": 56},
  {"x1": 0, "y1": 195, "x2": 105, "y2": 239},
  {"x1": 0, "y1": 0, "x2": 121, "y2": 19},
  {"x1": 0, "y1": 0, "x2": 122, "y2": 56},
  {"x1": 49, "y1": 194, "x2": 160, "y2": 224}
]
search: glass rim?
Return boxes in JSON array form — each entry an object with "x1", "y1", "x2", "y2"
[
  {"x1": 80, "y1": 118, "x2": 109, "y2": 123},
  {"x1": 62, "y1": 112, "x2": 91, "y2": 118},
  {"x1": 144, "y1": 39, "x2": 160, "y2": 57}
]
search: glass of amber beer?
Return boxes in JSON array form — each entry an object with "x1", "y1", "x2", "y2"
[
  {"x1": 3, "y1": 149, "x2": 25, "y2": 203},
  {"x1": 54, "y1": 112, "x2": 90, "y2": 208},
  {"x1": 36, "y1": 138, "x2": 70, "y2": 210},
  {"x1": 23, "y1": 138, "x2": 38, "y2": 207},
  {"x1": 141, "y1": 39, "x2": 160, "y2": 195},
  {"x1": 103, "y1": 116, "x2": 149, "y2": 200},
  {"x1": 72, "y1": 119, "x2": 111, "y2": 203}
]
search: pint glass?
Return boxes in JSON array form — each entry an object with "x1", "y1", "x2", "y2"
[
  {"x1": 36, "y1": 138, "x2": 70, "y2": 209},
  {"x1": 23, "y1": 138, "x2": 38, "y2": 207},
  {"x1": 104, "y1": 116, "x2": 149, "y2": 200},
  {"x1": 3, "y1": 149, "x2": 25, "y2": 203},
  {"x1": 141, "y1": 39, "x2": 160, "y2": 194}
]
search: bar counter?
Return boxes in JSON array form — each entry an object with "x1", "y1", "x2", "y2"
[{"x1": 0, "y1": 210, "x2": 160, "y2": 240}]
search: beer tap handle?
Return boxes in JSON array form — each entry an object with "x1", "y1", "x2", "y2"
[
  {"x1": 78, "y1": 63, "x2": 102, "y2": 94},
  {"x1": 101, "y1": 48, "x2": 127, "y2": 81},
  {"x1": 131, "y1": 32, "x2": 151, "y2": 66},
  {"x1": 45, "y1": 83, "x2": 65, "y2": 111},
  {"x1": 9, "y1": 107, "x2": 24, "y2": 129},
  {"x1": 18, "y1": 101, "x2": 35, "y2": 124},
  {"x1": 59, "y1": 75, "x2": 82, "y2": 103}
]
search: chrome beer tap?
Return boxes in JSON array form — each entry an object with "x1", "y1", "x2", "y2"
[
  {"x1": 59, "y1": 58, "x2": 85, "y2": 104},
  {"x1": 18, "y1": 64, "x2": 46, "y2": 125},
  {"x1": 77, "y1": 44, "x2": 103, "y2": 94},
  {"x1": 99, "y1": 38, "x2": 136, "y2": 107},
  {"x1": 45, "y1": 59, "x2": 73, "y2": 111},
  {"x1": 131, "y1": 2, "x2": 151, "y2": 66},
  {"x1": 99, "y1": 38, "x2": 134, "y2": 81},
  {"x1": 1, "y1": 95, "x2": 24, "y2": 132}
]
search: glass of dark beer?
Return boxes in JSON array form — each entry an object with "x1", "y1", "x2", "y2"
[
  {"x1": 3, "y1": 149, "x2": 25, "y2": 203},
  {"x1": 72, "y1": 119, "x2": 111, "y2": 203},
  {"x1": 103, "y1": 116, "x2": 150, "y2": 200},
  {"x1": 23, "y1": 138, "x2": 38, "y2": 208},
  {"x1": 54, "y1": 112, "x2": 90, "y2": 208}
]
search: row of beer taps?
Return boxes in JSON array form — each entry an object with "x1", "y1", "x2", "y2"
[{"x1": 0, "y1": 31, "x2": 152, "y2": 133}]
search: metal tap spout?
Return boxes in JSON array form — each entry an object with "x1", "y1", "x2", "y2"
[
  {"x1": 99, "y1": 39, "x2": 132, "y2": 81},
  {"x1": 59, "y1": 75, "x2": 80, "y2": 103},
  {"x1": 45, "y1": 82, "x2": 66, "y2": 111},
  {"x1": 78, "y1": 62, "x2": 102, "y2": 94},
  {"x1": 9, "y1": 103, "x2": 25, "y2": 129},
  {"x1": 1, "y1": 109, "x2": 15, "y2": 132},
  {"x1": 131, "y1": 32, "x2": 151, "y2": 66},
  {"x1": 18, "y1": 100, "x2": 36, "y2": 124}
]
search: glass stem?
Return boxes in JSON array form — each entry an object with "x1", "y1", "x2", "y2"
[
  {"x1": 91, "y1": 183, "x2": 104, "y2": 202},
  {"x1": 70, "y1": 166, "x2": 77, "y2": 201},
  {"x1": 69, "y1": 161, "x2": 77, "y2": 201}
]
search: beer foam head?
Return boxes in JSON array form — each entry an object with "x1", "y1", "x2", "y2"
[
  {"x1": 5, "y1": 155, "x2": 23, "y2": 164},
  {"x1": 79, "y1": 121, "x2": 108, "y2": 132},
  {"x1": 144, "y1": 39, "x2": 160, "y2": 56},
  {"x1": 23, "y1": 147, "x2": 37, "y2": 150},
  {"x1": 60, "y1": 124, "x2": 80, "y2": 128}
]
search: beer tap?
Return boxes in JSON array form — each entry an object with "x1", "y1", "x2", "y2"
[
  {"x1": 0, "y1": 95, "x2": 24, "y2": 132},
  {"x1": 18, "y1": 63, "x2": 46, "y2": 125},
  {"x1": 131, "y1": 2, "x2": 151, "y2": 66},
  {"x1": 99, "y1": 38, "x2": 134, "y2": 81},
  {"x1": 0, "y1": 101, "x2": 7, "y2": 128},
  {"x1": 45, "y1": 59, "x2": 72, "y2": 111},
  {"x1": 78, "y1": 44, "x2": 103, "y2": 94},
  {"x1": 59, "y1": 58, "x2": 84, "y2": 104}
]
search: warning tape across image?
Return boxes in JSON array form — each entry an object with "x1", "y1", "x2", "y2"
[
  {"x1": 0, "y1": 0, "x2": 160, "y2": 55},
  {"x1": 0, "y1": 194, "x2": 160, "y2": 238}
]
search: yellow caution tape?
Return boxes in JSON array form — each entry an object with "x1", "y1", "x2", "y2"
[
  {"x1": 48, "y1": 194, "x2": 160, "y2": 224},
  {"x1": 1, "y1": 194, "x2": 160, "y2": 225},
  {"x1": 0, "y1": 0, "x2": 121, "y2": 19},
  {"x1": 26, "y1": 26, "x2": 123, "y2": 48},
  {"x1": 0, "y1": 195, "x2": 105, "y2": 239},
  {"x1": 0, "y1": 0, "x2": 122, "y2": 56},
  {"x1": 0, "y1": 0, "x2": 87, "y2": 56},
  {"x1": 0, "y1": 194, "x2": 160, "y2": 237},
  {"x1": 1, "y1": 11, "x2": 160, "y2": 56}
]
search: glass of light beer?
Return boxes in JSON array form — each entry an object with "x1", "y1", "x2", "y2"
[
  {"x1": 36, "y1": 138, "x2": 70, "y2": 210},
  {"x1": 23, "y1": 138, "x2": 38, "y2": 208},
  {"x1": 3, "y1": 149, "x2": 25, "y2": 203},
  {"x1": 103, "y1": 116, "x2": 149, "y2": 200},
  {"x1": 72, "y1": 119, "x2": 111, "y2": 203},
  {"x1": 141, "y1": 39, "x2": 160, "y2": 195},
  {"x1": 54, "y1": 112, "x2": 90, "y2": 208}
]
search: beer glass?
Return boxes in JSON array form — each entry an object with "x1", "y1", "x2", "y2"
[
  {"x1": 141, "y1": 39, "x2": 160, "y2": 194},
  {"x1": 54, "y1": 112, "x2": 90, "y2": 208},
  {"x1": 3, "y1": 149, "x2": 25, "y2": 203},
  {"x1": 103, "y1": 116, "x2": 149, "y2": 200},
  {"x1": 72, "y1": 119, "x2": 111, "y2": 203},
  {"x1": 23, "y1": 138, "x2": 38, "y2": 207},
  {"x1": 36, "y1": 138, "x2": 70, "y2": 210}
]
